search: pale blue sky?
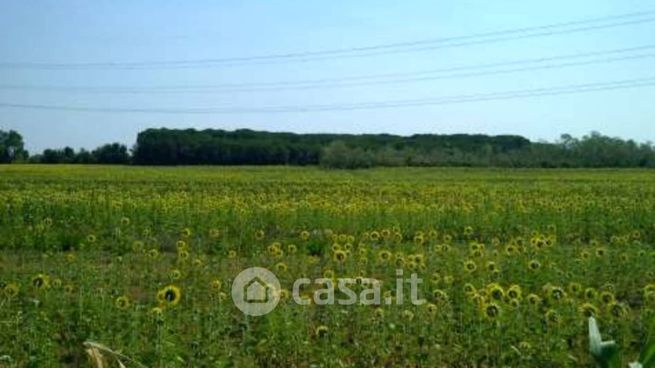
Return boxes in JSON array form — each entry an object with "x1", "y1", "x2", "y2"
[{"x1": 0, "y1": 0, "x2": 653, "y2": 153}]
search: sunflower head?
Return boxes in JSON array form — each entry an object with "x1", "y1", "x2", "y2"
[
  {"x1": 177, "y1": 250, "x2": 190, "y2": 261},
  {"x1": 175, "y1": 240, "x2": 188, "y2": 252},
  {"x1": 148, "y1": 249, "x2": 160, "y2": 259},
  {"x1": 528, "y1": 260, "x2": 541, "y2": 271},
  {"x1": 567, "y1": 282, "x2": 582, "y2": 296},
  {"x1": 31, "y1": 274, "x2": 50, "y2": 290},
  {"x1": 3, "y1": 283, "x2": 19, "y2": 298},
  {"x1": 149, "y1": 307, "x2": 164, "y2": 323},
  {"x1": 131, "y1": 241, "x2": 145, "y2": 253},
  {"x1": 432, "y1": 289, "x2": 449, "y2": 303},
  {"x1": 51, "y1": 278, "x2": 62, "y2": 289},
  {"x1": 526, "y1": 293, "x2": 541, "y2": 307},
  {"x1": 377, "y1": 250, "x2": 392, "y2": 263},
  {"x1": 463, "y1": 260, "x2": 477, "y2": 273},
  {"x1": 548, "y1": 286, "x2": 566, "y2": 301},
  {"x1": 578, "y1": 303, "x2": 599, "y2": 318},
  {"x1": 644, "y1": 291, "x2": 655, "y2": 305},
  {"x1": 463, "y1": 283, "x2": 477, "y2": 296},
  {"x1": 584, "y1": 287, "x2": 598, "y2": 300},
  {"x1": 170, "y1": 269, "x2": 182, "y2": 281},
  {"x1": 115, "y1": 295, "x2": 130, "y2": 310},
  {"x1": 210, "y1": 279, "x2": 222, "y2": 291},
  {"x1": 487, "y1": 284, "x2": 504, "y2": 301},
  {"x1": 507, "y1": 285, "x2": 522, "y2": 300},
  {"x1": 544, "y1": 309, "x2": 560, "y2": 325},
  {"x1": 486, "y1": 261, "x2": 498, "y2": 273},
  {"x1": 157, "y1": 285, "x2": 182, "y2": 307},
  {"x1": 66, "y1": 252, "x2": 77, "y2": 262},
  {"x1": 322, "y1": 269, "x2": 335, "y2": 279},
  {"x1": 607, "y1": 302, "x2": 628, "y2": 318},
  {"x1": 482, "y1": 302, "x2": 501, "y2": 320},
  {"x1": 277, "y1": 288, "x2": 290, "y2": 300},
  {"x1": 315, "y1": 325, "x2": 329, "y2": 338},
  {"x1": 275, "y1": 262, "x2": 288, "y2": 273},
  {"x1": 402, "y1": 309, "x2": 415, "y2": 321},
  {"x1": 600, "y1": 291, "x2": 615, "y2": 305},
  {"x1": 333, "y1": 250, "x2": 347, "y2": 263}
]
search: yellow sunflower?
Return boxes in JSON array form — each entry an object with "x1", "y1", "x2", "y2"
[
  {"x1": 157, "y1": 285, "x2": 182, "y2": 307},
  {"x1": 115, "y1": 295, "x2": 130, "y2": 310}
]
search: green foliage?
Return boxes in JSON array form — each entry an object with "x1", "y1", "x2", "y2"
[
  {"x1": 639, "y1": 319, "x2": 655, "y2": 368},
  {"x1": 131, "y1": 128, "x2": 655, "y2": 168},
  {"x1": 132, "y1": 128, "x2": 531, "y2": 166},
  {"x1": 589, "y1": 317, "x2": 655, "y2": 368},
  {"x1": 0, "y1": 129, "x2": 27, "y2": 163},
  {"x1": 92, "y1": 143, "x2": 130, "y2": 164},
  {"x1": 319, "y1": 140, "x2": 373, "y2": 169},
  {"x1": 8, "y1": 127, "x2": 655, "y2": 168},
  {"x1": 31, "y1": 143, "x2": 130, "y2": 164}
]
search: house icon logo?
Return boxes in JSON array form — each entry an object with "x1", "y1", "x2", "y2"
[
  {"x1": 231, "y1": 267, "x2": 280, "y2": 316},
  {"x1": 244, "y1": 276, "x2": 272, "y2": 303}
]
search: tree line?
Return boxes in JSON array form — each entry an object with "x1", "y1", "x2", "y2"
[
  {"x1": 1, "y1": 127, "x2": 654, "y2": 168},
  {"x1": 0, "y1": 130, "x2": 130, "y2": 164}
]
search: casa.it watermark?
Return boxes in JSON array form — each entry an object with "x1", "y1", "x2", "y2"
[{"x1": 231, "y1": 267, "x2": 424, "y2": 316}]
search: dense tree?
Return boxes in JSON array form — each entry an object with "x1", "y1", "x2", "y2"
[
  {"x1": 41, "y1": 147, "x2": 76, "y2": 163},
  {"x1": 31, "y1": 143, "x2": 129, "y2": 164},
  {"x1": 128, "y1": 128, "x2": 655, "y2": 168},
  {"x1": 132, "y1": 128, "x2": 532, "y2": 166},
  {"x1": 0, "y1": 129, "x2": 28, "y2": 163},
  {"x1": 6, "y1": 127, "x2": 655, "y2": 168},
  {"x1": 92, "y1": 143, "x2": 130, "y2": 164},
  {"x1": 74, "y1": 148, "x2": 96, "y2": 164},
  {"x1": 320, "y1": 141, "x2": 373, "y2": 169}
]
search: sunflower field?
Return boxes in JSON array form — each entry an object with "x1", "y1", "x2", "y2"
[{"x1": 1, "y1": 165, "x2": 654, "y2": 367}]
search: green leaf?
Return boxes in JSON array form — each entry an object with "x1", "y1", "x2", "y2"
[{"x1": 639, "y1": 318, "x2": 655, "y2": 368}]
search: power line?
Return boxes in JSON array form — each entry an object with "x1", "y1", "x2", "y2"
[
  {"x1": 0, "y1": 76, "x2": 653, "y2": 113},
  {"x1": 1, "y1": 11, "x2": 654, "y2": 69},
  {"x1": 2, "y1": 45, "x2": 654, "y2": 93}
]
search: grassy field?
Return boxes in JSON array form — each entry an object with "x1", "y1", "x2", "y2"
[{"x1": 1, "y1": 165, "x2": 654, "y2": 367}]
